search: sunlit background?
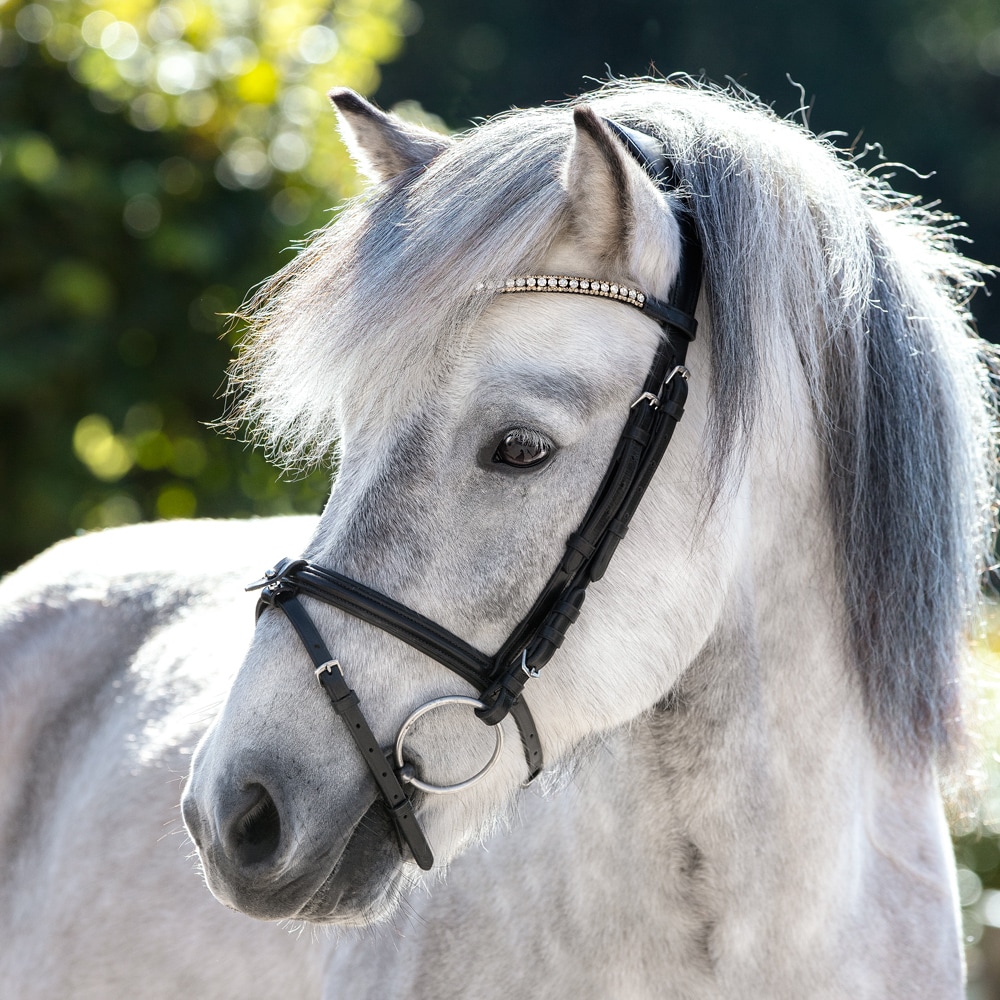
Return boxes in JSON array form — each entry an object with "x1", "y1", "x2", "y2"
[{"x1": 3, "y1": 0, "x2": 1000, "y2": 993}]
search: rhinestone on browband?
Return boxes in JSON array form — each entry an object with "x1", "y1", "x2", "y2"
[{"x1": 478, "y1": 275, "x2": 647, "y2": 311}]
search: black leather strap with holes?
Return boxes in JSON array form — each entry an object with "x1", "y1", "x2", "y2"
[{"x1": 271, "y1": 590, "x2": 435, "y2": 871}]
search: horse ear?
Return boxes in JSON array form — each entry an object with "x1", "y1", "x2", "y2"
[
  {"x1": 329, "y1": 89, "x2": 452, "y2": 183},
  {"x1": 562, "y1": 104, "x2": 666, "y2": 269}
]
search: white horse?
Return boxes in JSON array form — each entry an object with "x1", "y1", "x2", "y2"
[{"x1": 1, "y1": 79, "x2": 995, "y2": 999}]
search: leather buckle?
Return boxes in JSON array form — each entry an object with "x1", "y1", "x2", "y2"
[
  {"x1": 662, "y1": 364, "x2": 690, "y2": 391},
  {"x1": 630, "y1": 390, "x2": 660, "y2": 410},
  {"x1": 520, "y1": 648, "x2": 540, "y2": 679},
  {"x1": 314, "y1": 659, "x2": 343, "y2": 680}
]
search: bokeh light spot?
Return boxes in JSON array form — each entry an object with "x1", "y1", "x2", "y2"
[
  {"x1": 157, "y1": 484, "x2": 197, "y2": 518},
  {"x1": 270, "y1": 186, "x2": 312, "y2": 226},
  {"x1": 44, "y1": 22, "x2": 84, "y2": 62},
  {"x1": 218, "y1": 135, "x2": 271, "y2": 188},
  {"x1": 15, "y1": 4, "x2": 53, "y2": 43},
  {"x1": 279, "y1": 84, "x2": 321, "y2": 126},
  {"x1": 124, "y1": 402, "x2": 164, "y2": 436},
  {"x1": 73, "y1": 415, "x2": 134, "y2": 482},
  {"x1": 268, "y1": 131, "x2": 310, "y2": 172},
  {"x1": 158, "y1": 156, "x2": 199, "y2": 195},
  {"x1": 80, "y1": 494, "x2": 143, "y2": 530},
  {"x1": 207, "y1": 34, "x2": 257, "y2": 78},
  {"x1": 123, "y1": 193, "x2": 162, "y2": 237},
  {"x1": 129, "y1": 92, "x2": 169, "y2": 130},
  {"x1": 101, "y1": 20, "x2": 140, "y2": 61},
  {"x1": 169, "y1": 437, "x2": 208, "y2": 477},
  {"x1": 14, "y1": 134, "x2": 58, "y2": 183},
  {"x1": 155, "y1": 43, "x2": 206, "y2": 93},
  {"x1": 235, "y1": 61, "x2": 277, "y2": 103},
  {"x1": 147, "y1": 5, "x2": 185, "y2": 43},
  {"x1": 43, "y1": 259, "x2": 116, "y2": 319},
  {"x1": 298, "y1": 24, "x2": 337, "y2": 64},
  {"x1": 176, "y1": 89, "x2": 217, "y2": 126},
  {"x1": 81, "y1": 10, "x2": 115, "y2": 47}
]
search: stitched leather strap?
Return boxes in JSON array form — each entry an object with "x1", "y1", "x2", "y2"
[
  {"x1": 265, "y1": 590, "x2": 435, "y2": 871},
  {"x1": 252, "y1": 559, "x2": 545, "y2": 780},
  {"x1": 267, "y1": 559, "x2": 492, "y2": 687},
  {"x1": 473, "y1": 118, "x2": 702, "y2": 724}
]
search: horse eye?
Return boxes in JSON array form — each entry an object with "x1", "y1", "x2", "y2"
[{"x1": 493, "y1": 430, "x2": 553, "y2": 469}]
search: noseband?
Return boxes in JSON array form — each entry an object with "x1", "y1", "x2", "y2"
[{"x1": 247, "y1": 121, "x2": 703, "y2": 871}]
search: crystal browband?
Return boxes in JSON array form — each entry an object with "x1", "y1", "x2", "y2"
[
  {"x1": 478, "y1": 274, "x2": 648, "y2": 311},
  {"x1": 477, "y1": 272, "x2": 699, "y2": 341}
]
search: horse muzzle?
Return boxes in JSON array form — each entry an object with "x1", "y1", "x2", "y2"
[{"x1": 181, "y1": 744, "x2": 406, "y2": 922}]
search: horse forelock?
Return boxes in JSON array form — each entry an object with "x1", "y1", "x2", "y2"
[
  {"x1": 226, "y1": 78, "x2": 997, "y2": 763},
  {"x1": 223, "y1": 114, "x2": 577, "y2": 469}
]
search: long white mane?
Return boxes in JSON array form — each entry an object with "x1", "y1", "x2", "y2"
[{"x1": 225, "y1": 78, "x2": 997, "y2": 762}]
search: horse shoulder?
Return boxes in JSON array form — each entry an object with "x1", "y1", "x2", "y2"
[
  {"x1": 0, "y1": 516, "x2": 328, "y2": 1000},
  {"x1": 0, "y1": 517, "x2": 314, "y2": 774}
]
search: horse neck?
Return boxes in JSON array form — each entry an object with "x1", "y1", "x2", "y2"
[{"x1": 550, "y1": 353, "x2": 963, "y2": 990}]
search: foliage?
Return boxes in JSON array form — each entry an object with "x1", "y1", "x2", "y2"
[
  {"x1": 954, "y1": 603, "x2": 1000, "y2": 991},
  {"x1": 0, "y1": 0, "x2": 417, "y2": 570},
  {"x1": 2, "y1": 0, "x2": 416, "y2": 189}
]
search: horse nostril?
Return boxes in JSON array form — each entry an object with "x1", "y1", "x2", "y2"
[{"x1": 229, "y1": 783, "x2": 282, "y2": 867}]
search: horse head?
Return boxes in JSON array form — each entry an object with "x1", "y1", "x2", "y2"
[{"x1": 180, "y1": 90, "x2": 741, "y2": 922}]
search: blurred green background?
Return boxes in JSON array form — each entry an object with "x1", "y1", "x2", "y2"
[{"x1": 3, "y1": 0, "x2": 1000, "y2": 991}]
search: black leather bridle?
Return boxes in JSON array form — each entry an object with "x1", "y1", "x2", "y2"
[{"x1": 247, "y1": 121, "x2": 703, "y2": 871}]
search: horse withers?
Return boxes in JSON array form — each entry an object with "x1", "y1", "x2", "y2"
[{"x1": 2, "y1": 79, "x2": 995, "y2": 999}]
